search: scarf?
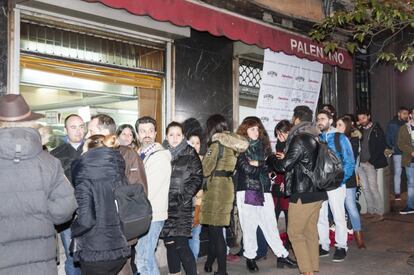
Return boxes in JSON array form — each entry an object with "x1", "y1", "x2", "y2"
[
  {"x1": 244, "y1": 139, "x2": 265, "y2": 206},
  {"x1": 162, "y1": 138, "x2": 188, "y2": 160}
]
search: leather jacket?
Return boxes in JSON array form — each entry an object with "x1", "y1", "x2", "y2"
[{"x1": 267, "y1": 122, "x2": 320, "y2": 197}]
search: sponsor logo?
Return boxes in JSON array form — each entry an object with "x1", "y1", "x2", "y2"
[
  {"x1": 281, "y1": 74, "x2": 293, "y2": 79},
  {"x1": 304, "y1": 100, "x2": 315, "y2": 104},
  {"x1": 267, "y1": 71, "x2": 278, "y2": 77},
  {"x1": 263, "y1": 94, "x2": 274, "y2": 100},
  {"x1": 261, "y1": 116, "x2": 270, "y2": 122},
  {"x1": 291, "y1": 97, "x2": 302, "y2": 103},
  {"x1": 308, "y1": 79, "x2": 319, "y2": 83},
  {"x1": 295, "y1": 76, "x2": 305, "y2": 82},
  {"x1": 277, "y1": 97, "x2": 289, "y2": 101}
]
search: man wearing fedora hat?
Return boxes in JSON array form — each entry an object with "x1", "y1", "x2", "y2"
[{"x1": 0, "y1": 94, "x2": 78, "y2": 274}]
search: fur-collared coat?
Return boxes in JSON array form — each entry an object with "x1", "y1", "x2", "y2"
[{"x1": 200, "y1": 132, "x2": 248, "y2": 226}]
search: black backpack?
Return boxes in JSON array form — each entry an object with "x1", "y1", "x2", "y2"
[
  {"x1": 114, "y1": 183, "x2": 152, "y2": 241},
  {"x1": 302, "y1": 133, "x2": 344, "y2": 191}
]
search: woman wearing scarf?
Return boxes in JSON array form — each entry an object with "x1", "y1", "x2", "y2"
[
  {"x1": 160, "y1": 122, "x2": 203, "y2": 275},
  {"x1": 235, "y1": 118, "x2": 297, "y2": 272}
]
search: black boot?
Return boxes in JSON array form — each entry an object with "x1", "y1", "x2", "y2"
[
  {"x1": 277, "y1": 256, "x2": 298, "y2": 269},
  {"x1": 246, "y1": 258, "x2": 259, "y2": 272},
  {"x1": 204, "y1": 264, "x2": 213, "y2": 273}
]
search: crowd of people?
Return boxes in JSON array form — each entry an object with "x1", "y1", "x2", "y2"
[{"x1": 1, "y1": 93, "x2": 412, "y2": 275}]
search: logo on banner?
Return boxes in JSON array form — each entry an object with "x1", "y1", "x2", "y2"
[
  {"x1": 262, "y1": 94, "x2": 274, "y2": 105},
  {"x1": 261, "y1": 116, "x2": 270, "y2": 123},
  {"x1": 267, "y1": 71, "x2": 278, "y2": 77}
]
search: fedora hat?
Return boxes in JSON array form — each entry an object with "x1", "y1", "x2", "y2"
[{"x1": 0, "y1": 94, "x2": 44, "y2": 122}]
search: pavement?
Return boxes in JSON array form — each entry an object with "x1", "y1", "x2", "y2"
[{"x1": 58, "y1": 199, "x2": 414, "y2": 275}]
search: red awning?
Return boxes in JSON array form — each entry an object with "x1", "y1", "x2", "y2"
[{"x1": 85, "y1": 0, "x2": 352, "y2": 69}]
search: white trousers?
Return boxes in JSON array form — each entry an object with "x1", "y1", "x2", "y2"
[
  {"x1": 236, "y1": 191, "x2": 289, "y2": 259},
  {"x1": 317, "y1": 185, "x2": 348, "y2": 251}
]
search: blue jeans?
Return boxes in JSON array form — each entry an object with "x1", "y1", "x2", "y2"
[
  {"x1": 135, "y1": 220, "x2": 164, "y2": 275},
  {"x1": 189, "y1": 224, "x2": 202, "y2": 260},
  {"x1": 60, "y1": 228, "x2": 81, "y2": 275},
  {"x1": 393, "y1": 155, "x2": 403, "y2": 195},
  {"x1": 345, "y1": 187, "x2": 362, "y2": 231},
  {"x1": 405, "y1": 163, "x2": 414, "y2": 208}
]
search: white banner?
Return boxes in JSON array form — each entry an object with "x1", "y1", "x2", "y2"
[{"x1": 256, "y1": 49, "x2": 323, "y2": 149}]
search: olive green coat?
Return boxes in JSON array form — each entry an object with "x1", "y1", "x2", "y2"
[
  {"x1": 397, "y1": 123, "x2": 414, "y2": 167},
  {"x1": 200, "y1": 132, "x2": 248, "y2": 226}
]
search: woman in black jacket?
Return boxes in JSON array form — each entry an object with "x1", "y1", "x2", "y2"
[
  {"x1": 71, "y1": 135, "x2": 130, "y2": 275},
  {"x1": 235, "y1": 118, "x2": 296, "y2": 272},
  {"x1": 161, "y1": 122, "x2": 203, "y2": 275}
]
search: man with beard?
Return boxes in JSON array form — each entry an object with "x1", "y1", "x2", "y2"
[
  {"x1": 386, "y1": 107, "x2": 409, "y2": 201},
  {"x1": 134, "y1": 116, "x2": 171, "y2": 275},
  {"x1": 356, "y1": 110, "x2": 388, "y2": 221},
  {"x1": 316, "y1": 110, "x2": 355, "y2": 262}
]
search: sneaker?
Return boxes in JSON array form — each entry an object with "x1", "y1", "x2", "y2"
[
  {"x1": 399, "y1": 207, "x2": 414, "y2": 215},
  {"x1": 395, "y1": 194, "x2": 401, "y2": 201},
  {"x1": 332, "y1": 247, "x2": 346, "y2": 262},
  {"x1": 319, "y1": 245, "x2": 329, "y2": 257}
]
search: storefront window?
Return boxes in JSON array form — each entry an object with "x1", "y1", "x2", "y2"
[
  {"x1": 20, "y1": 22, "x2": 165, "y2": 149},
  {"x1": 355, "y1": 55, "x2": 370, "y2": 111},
  {"x1": 238, "y1": 58, "x2": 263, "y2": 120}
]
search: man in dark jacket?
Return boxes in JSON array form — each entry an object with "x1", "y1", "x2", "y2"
[
  {"x1": 385, "y1": 107, "x2": 409, "y2": 200},
  {"x1": 51, "y1": 114, "x2": 85, "y2": 275},
  {"x1": 357, "y1": 110, "x2": 388, "y2": 221},
  {"x1": 0, "y1": 94, "x2": 77, "y2": 275},
  {"x1": 267, "y1": 105, "x2": 326, "y2": 275}
]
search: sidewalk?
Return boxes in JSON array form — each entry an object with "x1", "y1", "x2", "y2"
[
  {"x1": 170, "y1": 213, "x2": 414, "y2": 275},
  {"x1": 58, "y1": 212, "x2": 414, "y2": 275}
]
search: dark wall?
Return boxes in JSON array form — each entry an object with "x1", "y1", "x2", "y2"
[
  {"x1": 369, "y1": 63, "x2": 396, "y2": 128},
  {"x1": 336, "y1": 67, "x2": 355, "y2": 117},
  {"x1": 0, "y1": 0, "x2": 7, "y2": 95},
  {"x1": 174, "y1": 30, "x2": 233, "y2": 130}
]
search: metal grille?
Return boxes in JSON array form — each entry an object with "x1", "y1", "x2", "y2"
[
  {"x1": 20, "y1": 22, "x2": 164, "y2": 73},
  {"x1": 239, "y1": 59, "x2": 263, "y2": 89}
]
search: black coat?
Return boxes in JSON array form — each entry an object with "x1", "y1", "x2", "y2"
[
  {"x1": 267, "y1": 122, "x2": 327, "y2": 203},
  {"x1": 360, "y1": 123, "x2": 388, "y2": 169},
  {"x1": 51, "y1": 143, "x2": 82, "y2": 184},
  {"x1": 235, "y1": 152, "x2": 271, "y2": 193},
  {"x1": 161, "y1": 144, "x2": 203, "y2": 238},
  {"x1": 71, "y1": 147, "x2": 130, "y2": 262}
]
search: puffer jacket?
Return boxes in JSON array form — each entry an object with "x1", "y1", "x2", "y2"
[
  {"x1": 71, "y1": 147, "x2": 130, "y2": 263},
  {"x1": 0, "y1": 127, "x2": 77, "y2": 275},
  {"x1": 200, "y1": 132, "x2": 249, "y2": 226},
  {"x1": 161, "y1": 142, "x2": 203, "y2": 238},
  {"x1": 267, "y1": 122, "x2": 327, "y2": 203}
]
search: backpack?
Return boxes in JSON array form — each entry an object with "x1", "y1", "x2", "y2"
[
  {"x1": 114, "y1": 183, "x2": 152, "y2": 241},
  {"x1": 302, "y1": 133, "x2": 344, "y2": 191}
]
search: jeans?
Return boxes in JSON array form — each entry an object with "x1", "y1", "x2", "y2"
[
  {"x1": 135, "y1": 220, "x2": 164, "y2": 275},
  {"x1": 318, "y1": 185, "x2": 347, "y2": 250},
  {"x1": 61, "y1": 228, "x2": 81, "y2": 275},
  {"x1": 393, "y1": 155, "x2": 403, "y2": 195},
  {"x1": 405, "y1": 163, "x2": 414, "y2": 209},
  {"x1": 358, "y1": 162, "x2": 384, "y2": 214},
  {"x1": 189, "y1": 224, "x2": 202, "y2": 260},
  {"x1": 345, "y1": 187, "x2": 362, "y2": 231}
]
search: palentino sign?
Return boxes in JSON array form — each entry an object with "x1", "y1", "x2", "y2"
[{"x1": 290, "y1": 39, "x2": 345, "y2": 66}]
